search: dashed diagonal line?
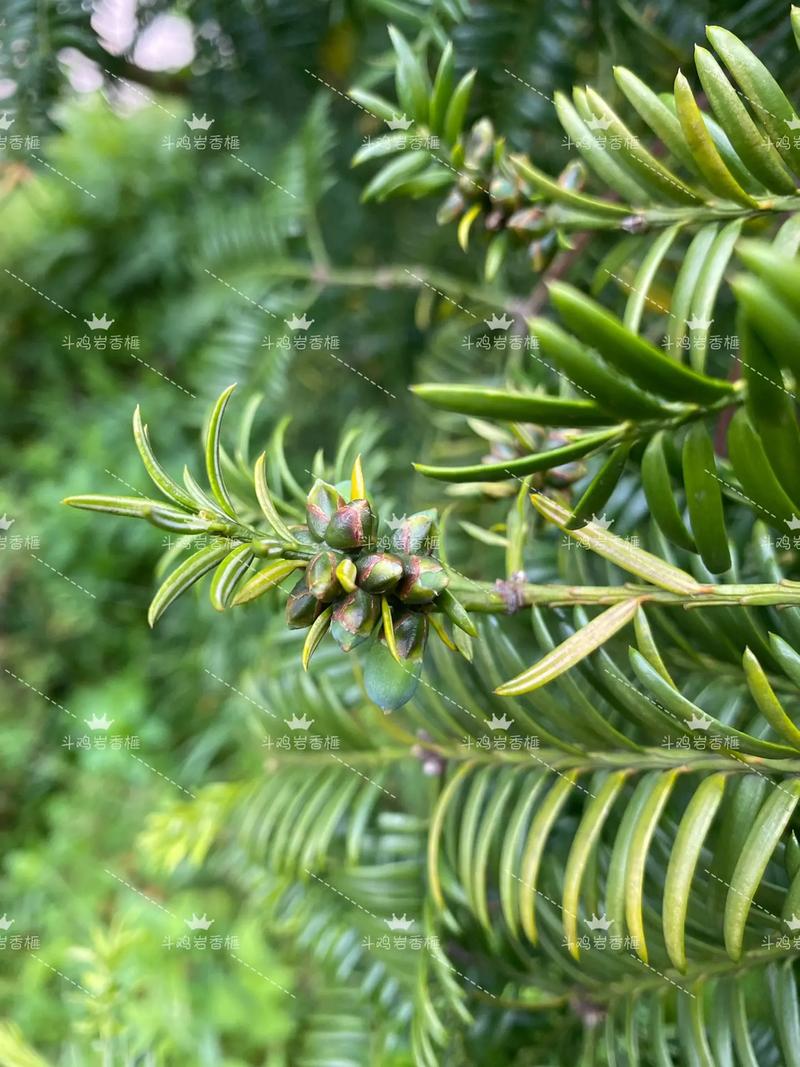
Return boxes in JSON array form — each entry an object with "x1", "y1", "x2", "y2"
[
  {"x1": 328, "y1": 753, "x2": 397, "y2": 798},
  {"x1": 102, "y1": 67, "x2": 179, "y2": 119},
  {"x1": 203, "y1": 667, "x2": 279, "y2": 720},
  {"x1": 129, "y1": 754, "x2": 197, "y2": 798},
  {"x1": 507, "y1": 870, "x2": 693, "y2": 997},
  {"x1": 29, "y1": 155, "x2": 97, "y2": 199},
  {"x1": 203, "y1": 269, "x2": 396, "y2": 398},
  {"x1": 128, "y1": 353, "x2": 196, "y2": 397},
  {"x1": 303, "y1": 69, "x2": 487, "y2": 193},
  {"x1": 231, "y1": 155, "x2": 296, "y2": 198},
  {"x1": 104, "y1": 869, "x2": 177, "y2": 918},
  {"x1": 231, "y1": 953, "x2": 296, "y2": 997},
  {"x1": 31, "y1": 554, "x2": 96, "y2": 599},
  {"x1": 305, "y1": 868, "x2": 496, "y2": 997},
  {"x1": 32, "y1": 955, "x2": 96, "y2": 998},
  {"x1": 2, "y1": 668, "x2": 78, "y2": 720},
  {"x1": 3, "y1": 269, "x2": 79, "y2": 317}
]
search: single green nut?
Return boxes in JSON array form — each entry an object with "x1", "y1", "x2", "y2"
[
  {"x1": 331, "y1": 588, "x2": 380, "y2": 651},
  {"x1": 306, "y1": 549, "x2": 344, "y2": 603},
  {"x1": 285, "y1": 573, "x2": 323, "y2": 629},
  {"x1": 437, "y1": 187, "x2": 467, "y2": 225},
  {"x1": 396, "y1": 556, "x2": 448, "y2": 605},
  {"x1": 507, "y1": 207, "x2": 548, "y2": 239},
  {"x1": 463, "y1": 117, "x2": 494, "y2": 172},
  {"x1": 489, "y1": 172, "x2": 519, "y2": 209},
  {"x1": 355, "y1": 551, "x2": 404, "y2": 594},
  {"x1": 306, "y1": 479, "x2": 345, "y2": 541},
  {"x1": 389, "y1": 510, "x2": 436, "y2": 554},
  {"x1": 325, "y1": 499, "x2": 376, "y2": 551},
  {"x1": 392, "y1": 610, "x2": 429, "y2": 662}
]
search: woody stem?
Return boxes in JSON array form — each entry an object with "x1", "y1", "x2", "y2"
[{"x1": 449, "y1": 580, "x2": 800, "y2": 612}]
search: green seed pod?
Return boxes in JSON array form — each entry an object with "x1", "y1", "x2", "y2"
[
  {"x1": 330, "y1": 588, "x2": 380, "y2": 651},
  {"x1": 557, "y1": 159, "x2": 585, "y2": 192},
  {"x1": 489, "y1": 172, "x2": 518, "y2": 209},
  {"x1": 529, "y1": 231, "x2": 558, "y2": 272},
  {"x1": 396, "y1": 556, "x2": 449, "y2": 605},
  {"x1": 389, "y1": 510, "x2": 436, "y2": 554},
  {"x1": 325, "y1": 499, "x2": 376, "y2": 551},
  {"x1": 436, "y1": 187, "x2": 467, "y2": 225},
  {"x1": 306, "y1": 480, "x2": 345, "y2": 541},
  {"x1": 392, "y1": 609, "x2": 429, "y2": 662},
  {"x1": 285, "y1": 573, "x2": 323, "y2": 629},
  {"x1": 306, "y1": 549, "x2": 344, "y2": 603},
  {"x1": 463, "y1": 117, "x2": 494, "y2": 172},
  {"x1": 356, "y1": 551, "x2": 404, "y2": 594},
  {"x1": 507, "y1": 207, "x2": 549, "y2": 239}
]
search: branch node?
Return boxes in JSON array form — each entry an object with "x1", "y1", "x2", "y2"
[{"x1": 495, "y1": 571, "x2": 528, "y2": 613}]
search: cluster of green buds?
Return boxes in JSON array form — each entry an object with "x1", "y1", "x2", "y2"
[
  {"x1": 437, "y1": 119, "x2": 587, "y2": 275},
  {"x1": 62, "y1": 386, "x2": 477, "y2": 710},
  {"x1": 271, "y1": 456, "x2": 477, "y2": 708}
]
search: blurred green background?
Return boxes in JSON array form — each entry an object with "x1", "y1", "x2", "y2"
[{"x1": 2, "y1": 1, "x2": 797, "y2": 1062}]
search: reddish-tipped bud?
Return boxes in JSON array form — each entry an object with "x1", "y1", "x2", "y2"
[
  {"x1": 306, "y1": 479, "x2": 345, "y2": 541},
  {"x1": 330, "y1": 588, "x2": 380, "y2": 651},
  {"x1": 325, "y1": 499, "x2": 376, "y2": 551},
  {"x1": 436, "y1": 187, "x2": 467, "y2": 224},
  {"x1": 392, "y1": 610, "x2": 428, "y2": 662},
  {"x1": 464, "y1": 118, "x2": 494, "y2": 166},
  {"x1": 389, "y1": 510, "x2": 436, "y2": 554},
  {"x1": 396, "y1": 556, "x2": 448, "y2": 605},
  {"x1": 306, "y1": 549, "x2": 344, "y2": 602},
  {"x1": 285, "y1": 574, "x2": 323, "y2": 629},
  {"x1": 356, "y1": 552, "x2": 404, "y2": 593}
]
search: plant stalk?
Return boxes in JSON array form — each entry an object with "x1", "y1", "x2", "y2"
[{"x1": 450, "y1": 580, "x2": 800, "y2": 613}]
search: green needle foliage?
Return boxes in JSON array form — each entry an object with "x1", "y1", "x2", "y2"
[
  {"x1": 65, "y1": 388, "x2": 479, "y2": 711},
  {"x1": 9, "y1": 2, "x2": 800, "y2": 1064}
]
